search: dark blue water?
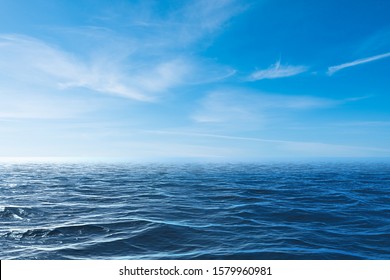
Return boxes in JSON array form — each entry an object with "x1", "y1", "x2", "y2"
[{"x1": 1, "y1": 162, "x2": 389, "y2": 260}]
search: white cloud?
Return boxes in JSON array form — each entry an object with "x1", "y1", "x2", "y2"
[
  {"x1": 192, "y1": 89, "x2": 341, "y2": 125},
  {"x1": 177, "y1": 0, "x2": 245, "y2": 42},
  {"x1": 192, "y1": 91, "x2": 261, "y2": 124},
  {"x1": 144, "y1": 130, "x2": 390, "y2": 157},
  {"x1": 0, "y1": 35, "x2": 190, "y2": 101},
  {"x1": 0, "y1": 1, "x2": 244, "y2": 104},
  {"x1": 105, "y1": 0, "x2": 244, "y2": 47},
  {"x1": 248, "y1": 60, "x2": 308, "y2": 81},
  {"x1": 0, "y1": 34, "x2": 235, "y2": 102},
  {"x1": 327, "y1": 52, "x2": 390, "y2": 75}
]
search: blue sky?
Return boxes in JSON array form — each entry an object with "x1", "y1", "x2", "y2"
[{"x1": 0, "y1": 0, "x2": 389, "y2": 161}]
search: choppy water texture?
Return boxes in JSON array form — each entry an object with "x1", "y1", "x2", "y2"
[{"x1": 0, "y1": 162, "x2": 389, "y2": 259}]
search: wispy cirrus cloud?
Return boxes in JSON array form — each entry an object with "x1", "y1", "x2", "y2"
[
  {"x1": 144, "y1": 130, "x2": 390, "y2": 157},
  {"x1": 98, "y1": 0, "x2": 245, "y2": 47},
  {"x1": 191, "y1": 89, "x2": 344, "y2": 126},
  {"x1": 247, "y1": 60, "x2": 308, "y2": 81},
  {"x1": 175, "y1": 0, "x2": 246, "y2": 42},
  {"x1": 327, "y1": 52, "x2": 390, "y2": 75},
  {"x1": 0, "y1": 34, "x2": 234, "y2": 102},
  {"x1": 0, "y1": 1, "x2": 242, "y2": 103},
  {"x1": 0, "y1": 34, "x2": 154, "y2": 101}
]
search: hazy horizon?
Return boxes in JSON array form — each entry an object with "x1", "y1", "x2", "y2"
[{"x1": 1, "y1": 156, "x2": 390, "y2": 165}]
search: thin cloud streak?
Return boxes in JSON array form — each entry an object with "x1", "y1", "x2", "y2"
[
  {"x1": 328, "y1": 52, "x2": 390, "y2": 75},
  {"x1": 145, "y1": 130, "x2": 390, "y2": 153},
  {"x1": 191, "y1": 89, "x2": 350, "y2": 125},
  {"x1": 248, "y1": 60, "x2": 308, "y2": 81}
]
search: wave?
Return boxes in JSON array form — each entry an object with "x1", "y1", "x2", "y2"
[
  {"x1": 0, "y1": 206, "x2": 45, "y2": 220},
  {"x1": 1, "y1": 162, "x2": 389, "y2": 259}
]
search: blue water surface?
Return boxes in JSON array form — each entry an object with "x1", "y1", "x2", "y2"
[{"x1": 0, "y1": 162, "x2": 389, "y2": 259}]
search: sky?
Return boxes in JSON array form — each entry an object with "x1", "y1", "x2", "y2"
[{"x1": 0, "y1": 0, "x2": 389, "y2": 161}]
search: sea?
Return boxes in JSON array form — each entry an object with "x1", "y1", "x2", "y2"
[{"x1": 1, "y1": 161, "x2": 389, "y2": 260}]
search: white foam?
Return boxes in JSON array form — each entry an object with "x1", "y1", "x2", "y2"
[{"x1": 12, "y1": 213, "x2": 23, "y2": 220}]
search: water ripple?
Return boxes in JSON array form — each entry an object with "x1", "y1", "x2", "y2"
[{"x1": 1, "y1": 162, "x2": 389, "y2": 259}]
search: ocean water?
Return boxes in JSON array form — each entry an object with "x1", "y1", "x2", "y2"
[{"x1": 0, "y1": 161, "x2": 389, "y2": 260}]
